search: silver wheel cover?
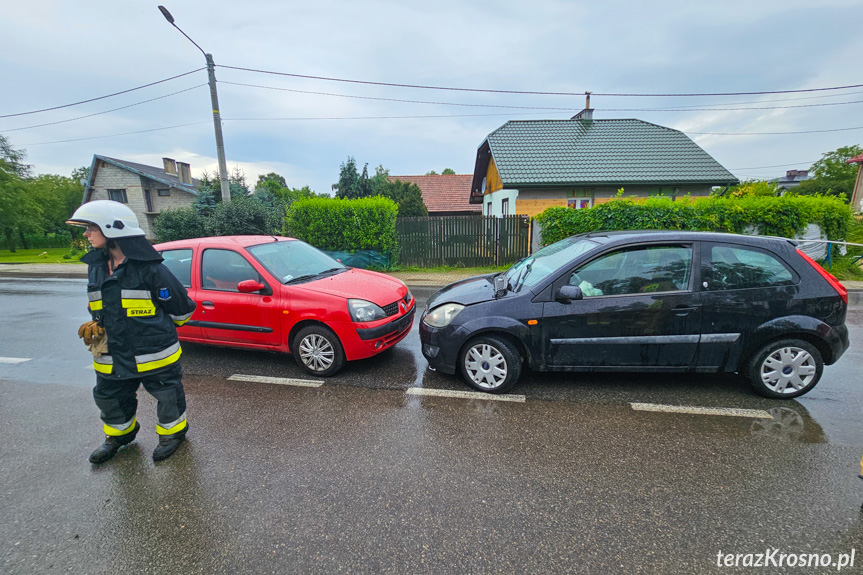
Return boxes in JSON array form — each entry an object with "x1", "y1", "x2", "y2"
[
  {"x1": 464, "y1": 343, "x2": 508, "y2": 389},
  {"x1": 299, "y1": 334, "x2": 335, "y2": 372},
  {"x1": 759, "y1": 346, "x2": 817, "y2": 394}
]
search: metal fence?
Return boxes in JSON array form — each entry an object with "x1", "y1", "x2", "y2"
[{"x1": 396, "y1": 215, "x2": 531, "y2": 267}]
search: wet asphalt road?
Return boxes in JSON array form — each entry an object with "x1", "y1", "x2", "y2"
[{"x1": 2, "y1": 278, "x2": 863, "y2": 574}]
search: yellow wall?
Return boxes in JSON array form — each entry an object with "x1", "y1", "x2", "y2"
[
  {"x1": 515, "y1": 198, "x2": 568, "y2": 218},
  {"x1": 486, "y1": 158, "x2": 503, "y2": 194}
]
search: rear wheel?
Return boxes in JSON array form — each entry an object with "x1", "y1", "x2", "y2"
[
  {"x1": 746, "y1": 339, "x2": 823, "y2": 399},
  {"x1": 293, "y1": 325, "x2": 345, "y2": 377},
  {"x1": 459, "y1": 335, "x2": 521, "y2": 394}
]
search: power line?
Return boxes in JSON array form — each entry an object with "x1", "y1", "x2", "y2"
[
  {"x1": 220, "y1": 81, "x2": 574, "y2": 110},
  {"x1": 687, "y1": 125, "x2": 863, "y2": 135},
  {"x1": 728, "y1": 161, "x2": 818, "y2": 170},
  {"x1": 219, "y1": 64, "x2": 863, "y2": 98},
  {"x1": 22, "y1": 121, "x2": 211, "y2": 146},
  {"x1": 221, "y1": 80, "x2": 863, "y2": 113},
  {"x1": 0, "y1": 85, "x2": 207, "y2": 133},
  {"x1": 0, "y1": 69, "x2": 205, "y2": 119}
]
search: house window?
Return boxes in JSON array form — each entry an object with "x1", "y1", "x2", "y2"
[
  {"x1": 502, "y1": 198, "x2": 509, "y2": 216},
  {"x1": 158, "y1": 189, "x2": 171, "y2": 197},
  {"x1": 108, "y1": 189, "x2": 128, "y2": 203},
  {"x1": 567, "y1": 198, "x2": 592, "y2": 209}
]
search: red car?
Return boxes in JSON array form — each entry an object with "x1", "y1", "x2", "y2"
[{"x1": 153, "y1": 236, "x2": 415, "y2": 376}]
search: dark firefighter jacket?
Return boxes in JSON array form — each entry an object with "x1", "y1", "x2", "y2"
[{"x1": 82, "y1": 249, "x2": 196, "y2": 379}]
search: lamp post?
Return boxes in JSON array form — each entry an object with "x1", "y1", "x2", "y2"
[{"x1": 158, "y1": 5, "x2": 231, "y2": 203}]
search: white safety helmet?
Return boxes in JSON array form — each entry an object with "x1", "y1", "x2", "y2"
[{"x1": 66, "y1": 200, "x2": 145, "y2": 239}]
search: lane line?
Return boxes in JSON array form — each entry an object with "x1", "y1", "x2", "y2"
[
  {"x1": 631, "y1": 402, "x2": 773, "y2": 419},
  {"x1": 407, "y1": 388, "x2": 526, "y2": 402},
  {"x1": 228, "y1": 374, "x2": 324, "y2": 387},
  {"x1": 0, "y1": 357, "x2": 32, "y2": 364}
]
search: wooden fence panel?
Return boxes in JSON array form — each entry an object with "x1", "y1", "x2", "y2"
[{"x1": 396, "y1": 215, "x2": 530, "y2": 267}]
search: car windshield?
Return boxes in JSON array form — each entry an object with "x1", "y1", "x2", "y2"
[
  {"x1": 248, "y1": 240, "x2": 346, "y2": 284},
  {"x1": 504, "y1": 236, "x2": 599, "y2": 291}
]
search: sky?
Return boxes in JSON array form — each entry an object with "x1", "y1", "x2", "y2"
[{"x1": 1, "y1": 0, "x2": 862, "y2": 196}]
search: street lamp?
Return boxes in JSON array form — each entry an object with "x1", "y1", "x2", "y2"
[{"x1": 158, "y1": 5, "x2": 231, "y2": 203}]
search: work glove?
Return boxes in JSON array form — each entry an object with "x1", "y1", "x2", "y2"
[{"x1": 78, "y1": 320, "x2": 105, "y2": 346}]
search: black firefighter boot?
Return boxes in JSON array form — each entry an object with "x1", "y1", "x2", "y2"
[
  {"x1": 89, "y1": 422, "x2": 141, "y2": 464},
  {"x1": 152, "y1": 425, "x2": 188, "y2": 462}
]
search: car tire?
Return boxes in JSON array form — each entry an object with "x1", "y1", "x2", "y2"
[
  {"x1": 293, "y1": 325, "x2": 345, "y2": 377},
  {"x1": 459, "y1": 335, "x2": 522, "y2": 394},
  {"x1": 746, "y1": 339, "x2": 823, "y2": 399}
]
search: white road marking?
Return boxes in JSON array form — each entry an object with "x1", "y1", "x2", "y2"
[
  {"x1": 0, "y1": 357, "x2": 32, "y2": 364},
  {"x1": 630, "y1": 402, "x2": 773, "y2": 419},
  {"x1": 228, "y1": 374, "x2": 323, "y2": 387},
  {"x1": 406, "y1": 387, "x2": 526, "y2": 402}
]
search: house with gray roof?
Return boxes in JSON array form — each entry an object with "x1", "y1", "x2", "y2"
[
  {"x1": 469, "y1": 109, "x2": 738, "y2": 218},
  {"x1": 82, "y1": 155, "x2": 199, "y2": 240}
]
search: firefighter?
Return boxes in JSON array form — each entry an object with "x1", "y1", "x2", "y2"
[{"x1": 67, "y1": 200, "x2": 196, "y2": 464}]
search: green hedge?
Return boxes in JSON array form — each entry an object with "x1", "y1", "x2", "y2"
[
  {"x1": 534, "y1": 196, "x2": 853, "y2": 245},
  {"x1": 284, "y1": 196, "x2": 399, "y2": 262}
]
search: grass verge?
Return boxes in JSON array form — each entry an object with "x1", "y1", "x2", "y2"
[{"x1": 0, "y1": 248, "x2": 84, "y2": 264}]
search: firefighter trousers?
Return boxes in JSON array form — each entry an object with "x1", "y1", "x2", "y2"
[{"x1": 93, "y1": 364, "x2": 188, "y2": 437}]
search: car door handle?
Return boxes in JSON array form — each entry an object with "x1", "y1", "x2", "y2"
[
  {"x1": 672, "y1": 305, "x2": 699, "y2": 316},
  {"x1": 201, "y1": 301, "x2": 215, "y2": 309}
]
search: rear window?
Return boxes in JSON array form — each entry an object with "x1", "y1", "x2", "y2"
[
  {"x1": 703, "y1": 245, "x2": 795, "y2": 290},
  {"x1": 161, "y1": 249, "x2": 193, "y2": 288}
]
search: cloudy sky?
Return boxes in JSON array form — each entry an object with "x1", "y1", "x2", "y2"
[{"x1": 2, "y1": 0, "x2": 862, "y2": 194}]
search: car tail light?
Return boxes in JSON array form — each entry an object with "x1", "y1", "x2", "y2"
[{"x1": 796, "y1": 249, "x2": 848, "y2": 304}]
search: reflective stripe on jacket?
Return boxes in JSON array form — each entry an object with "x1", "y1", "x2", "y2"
[{"x1": 82, "y1": 250, "x2": 196, "y2": 379}]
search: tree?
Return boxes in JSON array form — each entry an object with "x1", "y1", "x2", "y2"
[
  {"x1": 794, "y1": 145, "x2": 863, "y2": 200},
  {"x1": 441, "y1": 168, "x2": 456, "y2": 175},
  {"x1": 425, "y1": 170, "x2": 438, "y2": 175},
  {"x1": 71, "y1": 165, "x2": 91, "y2": 185},
  {"x1": 333, "y1": 157, "x2": 427, "y2": 216},
  {"x1": 333, "y1": 156, "x2": 371, "y2": 199},
  {"x1": 256, "y1": 172, "x2": 287, "y2": 194},
  {"x1": 380, "y1": 179, "x2": 428, "y2": 217},
  {"x1": 198, "y1": 166, "x2": 251, "y2": 200},
  {"x1": 0, "y1": 134, "x2": 31, "y2": 178},
  {"x1": 0, "y1": 136, "x2": 40, "y2": 250}
]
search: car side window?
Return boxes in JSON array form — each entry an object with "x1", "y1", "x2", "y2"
[
  {"x1": 571, "y1": 245, "x2": 692, "y2": 297},
  {"x1": 160, "y1": 249, "x2": 193, "y2": 288},
  {"x1": 201, "y1": 249, "x2": 261, "y2": 292},
  {"x1": 703, "y1": 245, "x2": 794, "y2": 291}
]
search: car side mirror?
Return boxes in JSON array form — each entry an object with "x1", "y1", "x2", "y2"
[
  {"x1": 556, "y1": 284, "x2": 583, "y2": 302},
  {"x1": 237, "y1": 279, "x2": 267, "y2": 293}
]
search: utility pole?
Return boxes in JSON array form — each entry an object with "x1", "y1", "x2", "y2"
[
  {"x1": 158, "y1": 6, "x2": 231, "y2": 203},
  {"x1": 205, "y1": 53, "x2": 230, "y2": 204}
]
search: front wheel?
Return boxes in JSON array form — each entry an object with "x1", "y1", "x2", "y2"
[
  {"x1": 746, "y1": 339, "x2": 823, "y2": 399},
  {"x1": 293, "y1": 325, "x2": 345, "y2": 377},
  {"x1": 459, "y1": 335, "x2": 522, "y2": 394}
]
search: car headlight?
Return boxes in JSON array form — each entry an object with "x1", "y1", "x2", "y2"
[
  {"x1": 348, "y1": 299, "x2": 387, "y2": 322},
  {"x1": 405, "y1": 289, "x2": 413, "y2": 305},
  {"x1": 423, "y1": 303, "x2": 464, "y2": 328}
]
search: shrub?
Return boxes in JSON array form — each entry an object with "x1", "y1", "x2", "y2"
[
  {"x1": 284, "y1": 196, "x2": 399, "y2": 260},
  {"x1": 207, "y1": 195, "x2": 282, "y2": 237},
  {"x1": 534, "y1": 195, "x2": 853, "y2": 245},
  {"x1": 153, "y1": 207, "x2": 207, "y2": 243}
]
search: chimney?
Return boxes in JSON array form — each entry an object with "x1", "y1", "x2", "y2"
[
  {"x1": 571, "y1": 92, "x2": 594, "y2": 121},
  {"x1": 177, "y1": 162, "x2": 192, "y2": 185},
  {"x1": 162, "y1": 158, "x2": 178, "y2": 175}
]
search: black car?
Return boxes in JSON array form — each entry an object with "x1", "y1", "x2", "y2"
[{"x1": 419, "y1": 231, "x2": 849, "y2": 398}]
